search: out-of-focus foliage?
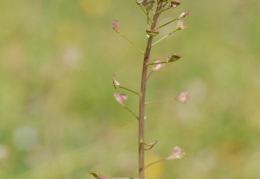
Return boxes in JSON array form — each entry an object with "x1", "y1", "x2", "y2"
[{"x1": 0, "y1": 0, "x2": 260, "y2": 178}]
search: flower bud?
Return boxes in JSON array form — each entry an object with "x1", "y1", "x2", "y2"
[
  {"x1": 174, "y1": 91, "x2": 189, "y2": 104},
  {"x1": 114, "y1": 93, "x2": 127, "y2": 107},
  {"x1": 145, "y1": 140, "x2": 157, "y2": 150},
  {"x1": 175, "y1": 20, "x2": 187, "y2": 31},
  {"x1": 167, "y1": 146, "x2": 186, "y2": 160},
  {"x1": 112, "y1": 75, "x2": 120, "y2": 89},
  {"x1": 169, "y1": 1, "x2": 181, "y2": 8},
  {"x1": 152, "y1": 59, "x2": 165, "y2": 71},
  {"x1": 179, "y1": 10, "x2": 190, "y2": 18},
  {"x1": 166, "y1": 54, "x2": 182, "y2": 62},
  {"x1": 112, "y1": 20, "x2": 121, "y2": 34},
  {"x1": 136, "y1": 0, "x2": 144, "y2": 5}
]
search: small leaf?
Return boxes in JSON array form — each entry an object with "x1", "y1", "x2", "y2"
[
  {"x1": 112, "y1": 20, "x2": 121, "y2": 34},
  {"x1": 166, "y1": 54, "x2": 182, "y2": 62},
  {"x1": 167, "y1": 146, "x2": 186, "y2": 160},
  {"x1": 112, "y1": 75, "x2": 120, "y2": 88},
  {"x1": 174, "y1": 91, "x2": 189, "y2": 104},
  {"x1": 89, "y1": 171, "x2": 107, "y2": 179},
  {"x1": 145, "y1": 140, "x2": 158, "y2": 150},
  {"x1": 152, "y1": 59, "x2": 165, "y2": 71},
  {"x1": 169, "y1": 1, "x2": 181, "y2": 8},
  {"x1": 114, "y1": 93, "x2": 127, "y2": 107},
  {"x1": 179, "y1": 10, "x2": 190, "y2": 18}
]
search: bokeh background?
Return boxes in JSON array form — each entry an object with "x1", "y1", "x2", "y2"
[{"x1": 0, "y1": 0, "x2": 260, "y2": 178}]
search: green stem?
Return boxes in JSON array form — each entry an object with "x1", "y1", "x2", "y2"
[
  {"x1": 159, "y1": 7, "x2": 171, "y2": 13},
  {"x1": 144, "y1": 159, "x2": 167, "y2": 169},
  {"x1": 137, "y1": 3, "x2": 154, "y2": 23},
  {"x1": 147, "y1": 61, "x2": 169, "y2": 65},
  {"x1": 146, "y1": 71, "x2": 154, "y2": 82},
  {"x1": 152, "y1": 29, "x2": 177, "y2": 46},
  {"x1": 155, "y1": 18, "x2": 179, "y2": 30},
  {"x1": 145, "y1": 98, "x2": 174, "y2": 105},
  {"x1": 120, "y1": 34, "x2": 144, "y2": 54},
  {"x1": 124, "y1": 106, "x2": 139, "y2": 120},
  {"x1": 119, "y1": 86, "x2": 142, "y2": 96}
]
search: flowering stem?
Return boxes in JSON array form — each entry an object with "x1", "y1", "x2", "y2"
[
  {"x1": 144, "y1": 159, "x2": 167, "y2": 169},
  {"x1": 119, "y1": 86, "x2": 142, "y2": 96},
  {"x1": 145, "y1": 98, "x2": 174, "y2": 105},
  {"x1": 138, "y1": 2, "x2": 163, "y2": 179},
  {"x1": 124, "y1": 106, "x2": 139, "y2": 120},
  {"x1": 155, "y1": 17, "x2": 179, "y2": 30},
  {"x1": 120, "y1": 34, "x2": 144, "y2": 54}
]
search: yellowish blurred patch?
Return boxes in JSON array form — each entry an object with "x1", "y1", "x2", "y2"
[
  {"x1": 56, "y1": 22, "x2": 84, "y2": 45},
  {"x1": 79, "y1": 0, "x2": 111, "y2": 16},
  {"x1": 145, "y1": 153, "x2": 164, "y2": 179}
]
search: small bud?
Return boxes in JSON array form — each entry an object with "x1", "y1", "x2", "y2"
[
  {"x1": 179, "y1": 10, "x2": 190, "y2": 18},
  {"x1": 141, "y1": 0, "x2": 155, "y2": 11},
  {"x1": 169, "y1": 1, "x2": 181, "y2": 8},
  {"x1": 152, "y1": 59, "x2": 165, "y2": 71},
  {"x1": 89, "y1": 171, "x2": 106, "y2": 179},
  {"x1": 112, "y1": 20, "x2": 121, "y2": 34},
  {"x1": 112, "y1": 75, "x2": 120, "y2": 89},
  {"x1": 174, "y1": 91, "x2": 189, "y2": 104},
  {"x1": 175, "y1": 20, "x2": 187, "y2": 31},
  {"x1": 136, "y1": 0, "x2": 144, "y2": 5},
  {"x1": 146, "y1": 29, "x2": 159, "y2": 37},
  {"x1": 166, "y1": 54, "x2": 182, "y2": 62},
  {"x1": 167, "y1": 146, "x2": 186, "y2": 160},
  {"x1": 114, "y1": 93, "x2": 127, "y2": 107},
  {"x1": 145, "y1": 140, "x2": 157, "y2": 150}
]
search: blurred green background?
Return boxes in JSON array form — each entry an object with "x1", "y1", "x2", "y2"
[{"x1": 0, "y1": 0, "x2": 260, "y2": 178}]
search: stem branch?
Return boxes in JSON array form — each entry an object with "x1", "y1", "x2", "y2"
[
  {"x1": 152, "y1": 30, "x2": 177, "y2": 46},
  {"x1": 121, "y1": 34, "x2": 144, "y2": 54},
  {"x1": 144, "y1": 159, "x2": 167, "y2": 169},
  {"x1": 124, "y1": 106, "x2": 139, "y2": 120},
  {"x1": 155, "y1": 18, "x2": 179, "y2": 30},
  {"x1": 119, "y1": 86, "x2": 142, "y2": 96}
]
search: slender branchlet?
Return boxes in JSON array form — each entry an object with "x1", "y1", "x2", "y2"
[{"x1": 90, "y1": 1, "x2": 191, "y2": 179}]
